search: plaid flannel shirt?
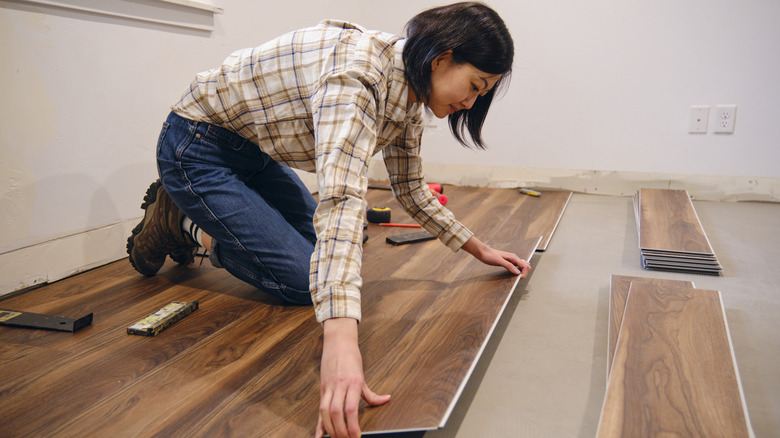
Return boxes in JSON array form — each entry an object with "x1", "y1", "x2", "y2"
[{"x1": 172, "y1": 20, "x2": 474, "y2": 322}]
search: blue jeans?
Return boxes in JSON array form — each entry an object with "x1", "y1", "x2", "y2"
[{"x1": 156, "y1": 112, "x2": 316, "y2": 305}]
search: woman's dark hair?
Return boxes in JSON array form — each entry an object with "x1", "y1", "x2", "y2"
[{"x1": 403, "y1": 2, "x2": 514, "y2": 149}]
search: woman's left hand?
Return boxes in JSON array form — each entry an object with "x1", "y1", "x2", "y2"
[{"x1": 461, "y1": 236, "x2": 532, "y2": 278}]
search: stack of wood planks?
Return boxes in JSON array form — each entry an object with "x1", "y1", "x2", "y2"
[
  {"x1": 598, "y1": 275, "x2": 753, "y2": 437},
  {"x1": 633, "y1": 188, "x2": 722, "y2": 275}
]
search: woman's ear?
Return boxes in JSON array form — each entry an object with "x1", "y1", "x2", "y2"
[{"x1": 431, "y1": 50, "x2": 453, "y2": 72}]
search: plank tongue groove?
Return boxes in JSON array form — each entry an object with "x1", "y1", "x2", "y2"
[{"x1": 598, "y1": 282, "x2": 752, "y2": 438}]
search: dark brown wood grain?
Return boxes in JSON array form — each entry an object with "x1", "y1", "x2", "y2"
[
  {"x1": 0, "y1": 185, "x2": 566, "y2": 436},
  {"x1": 599, "y1": 282, "x2": 751, "y2": 438},
  {"x1": 511, "y1": 190, "x2": 572, "y2": 251},
  {"x1": 607, "y1": 275, "x2": 694, "y2": 377}
]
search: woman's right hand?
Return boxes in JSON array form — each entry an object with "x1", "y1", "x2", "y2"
[{"x1": 315, "y1": 317, "x2": 391, "y2": 438}]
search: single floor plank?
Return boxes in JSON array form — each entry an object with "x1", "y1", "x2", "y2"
[
  {"x1": 607, "y1": 275, "x2": 694, "y2": 377},
  {"x1": 599, "y1": 282, "x2": 752, "y2": 437},
  {"x1": 635, "y1": 188, "x2": 716, "y2": 256}
]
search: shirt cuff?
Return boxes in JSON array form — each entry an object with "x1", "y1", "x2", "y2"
[
  {"x1": 313, "y1": 285, "x2": 362, "y2": 323},
  {"x1": 434, "y1": 221, "x2": 474, "y2": 252}
]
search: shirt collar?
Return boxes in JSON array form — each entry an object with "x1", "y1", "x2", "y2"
[{"x1": 387, "y1": 39, "x2": 423, "y2": 123}]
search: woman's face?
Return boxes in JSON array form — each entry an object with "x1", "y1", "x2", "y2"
[{"x1": 425, "y1": 51, "x2": 501, "y2": 119}]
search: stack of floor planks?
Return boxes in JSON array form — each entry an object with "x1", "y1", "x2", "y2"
[
  {"x1": 633, "y1": 188, "x2": 722, "y2": 275},
  {"x1": 598, "y1": 275, "x2": 754, "y2": 437}
]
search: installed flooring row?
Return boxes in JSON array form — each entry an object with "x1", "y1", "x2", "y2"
[{"x1": 0, "y1": 186, "x2": 570, "y2": 437}]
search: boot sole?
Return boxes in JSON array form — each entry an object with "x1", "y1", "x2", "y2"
[{"x1": 126, "y1": 180, "x2": 163, "y2": 276}]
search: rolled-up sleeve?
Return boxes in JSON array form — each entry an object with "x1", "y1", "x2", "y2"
[
  {"x1": 309, "y1": 72, "x2": 381, "y2": 323},
  {"x1": 382, "y1": 123, "x2": 474, "y2": 252}
]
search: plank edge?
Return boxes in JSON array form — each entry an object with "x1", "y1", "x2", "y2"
[
  {"x1": 536, "y1": 191, "x2": 573, "y2": 252},
  {"x1": 438, "y1": 235, "x2": 542, "y2": 429},
  {"x1": 718, "y1": 291, "x2": 757, "y2": 438}
]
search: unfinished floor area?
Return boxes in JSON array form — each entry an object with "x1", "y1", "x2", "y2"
[
  {"x1": 1, "y1": 190, "x2": 778, "y2": 437},
  {"x1": 424, "y1": 193, "x2": 779, "y2": 438}
]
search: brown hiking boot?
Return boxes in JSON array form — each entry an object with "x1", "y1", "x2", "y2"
[{"x1": 126, "y1": 180, "x2": 198, "y2": 276}]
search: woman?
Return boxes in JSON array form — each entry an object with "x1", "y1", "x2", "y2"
[{"x1": 127, "y1": 3, "x2": 530, "y2": 437}]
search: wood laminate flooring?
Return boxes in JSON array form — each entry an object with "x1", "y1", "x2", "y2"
[
  {"x1": 0, "y1": 186, "x2": 570, "y2": 436},
  {"x1": 634, "y1": 188, "x2": 722, "y2": 275},
  {"x1": 599, "y1": 281, "x2": 752, "y2": 437},
  {"x1": 509, "y1": 190, "x2": 571, "y2": 251},
  {"x1": 607, "y1": 275, "x2": 694, "y2": 377}
]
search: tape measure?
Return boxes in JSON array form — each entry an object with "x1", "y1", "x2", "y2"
[{"x1": 367, "y1": 207, "x2": 392, "y2": 223}]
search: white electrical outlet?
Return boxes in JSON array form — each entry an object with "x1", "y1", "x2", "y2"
[
  {"x1": 713, "y1": 104, "x2": 737, "y2": 134},
  {"x1": 689, "y1": 106, "x2": 709, "y2": 133}
]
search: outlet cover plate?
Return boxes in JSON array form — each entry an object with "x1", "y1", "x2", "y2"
[{"x1": 714, "y1": 104, "x2": 737, "y2": 134}]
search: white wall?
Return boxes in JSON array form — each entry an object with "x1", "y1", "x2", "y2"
[
  {"x1": 2, "y1": 0, "x2": 779, "y2": 295},
  {"x1": 362, "y1": 0, "x2": 780, "y2": 185},
  {"x1": 501, "y1": 0, "x2": 780, "y2": 177},
  {"x1": 418, "y1": 0, "x2": 780, "y2": 199},
  {"x1": 0, "y1": 0, "x2": 361, "y2": 293}
]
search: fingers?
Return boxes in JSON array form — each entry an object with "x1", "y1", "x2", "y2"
[
  {"x1": 511, "y1": 255, "x2": 532, "y2": 278},
  {"x1": 362, "y1": 383, "x2": 392, "y2": 406},
  {"x1": 330, "y1": 384, "x2": 352, "y2": 438},
  {"x1": 514, "y1": 263, "x2": 529, "y2": 278},
  {"x1": 318, "y1": 389, "x2": 336, "y2": 438},
  {"x1": 501, "y1": 259, "x2": 521, "y2": 275},
  {"x1": 315, "y1": 414, "x2": 323, "y2": 438},
  {"x1": 345, "y1": 383, "x2": 362, "y2": 437},
  {"x1": 468, "y1": 239, "x2": 533, "y2": 278},
  {"x1": 518, "y1": 259, "x2": 532, "y2": 278},
  {"x1": 500, "y1": 251, "x2": 532, "y2": 278},
  {"x1": 320, "y1": 382, "x2": 374, "y2": 438}
]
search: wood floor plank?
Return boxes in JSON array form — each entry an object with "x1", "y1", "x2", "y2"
[
  {"x1": 365, "y1": 185, "x2": 571, "y2": 253},
  {"x1": 639, "y1": 249, "x2": 719, "y2": 259},
  {"x1": 0, "y1": 340, "x2": 71, "y2": 393},
  {"x1": 640, "y1": 254, "x2": 721, "y2": 265},
  {"x1": 607, "y1": 275, "x2": 693, "y2": 377},
  {"x1": 357, "y1": 185, "x2": 540, "y2": 431},
  {"x1": 0, "y1": 185, "x2": 559, "y2": 436},
  {"x1": 641, "y1": 258, "x2": 722, "y2": 270},
  {"x1": 513, "y1": 190, "x2": 572, "y2": 251},
  {"x1": 49, "y1": 294, "x2": 313, "y2": 437},
  {"x1": 0, "y1": 269, "x2": 278, "y2": 436},
  {"x1": 640, "y1": 258, "x2": 722, "y2": 276},
  {"x1": 0, "y1": 266, "x2": 280, "y2": 420},
  {"x1": 598, "y1": 282, "x2": 752, "y2": 437},
  {"x1": 359, "y1": 236, "x2": 540, "y2": 432},
  {"x1": 636, "y1": 188, "x2": 716, "y2": 256}
]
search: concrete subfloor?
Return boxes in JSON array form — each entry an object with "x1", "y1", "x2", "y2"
[{"x1": 379, "y1": 193, "x2": 780, "y2": 437}]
